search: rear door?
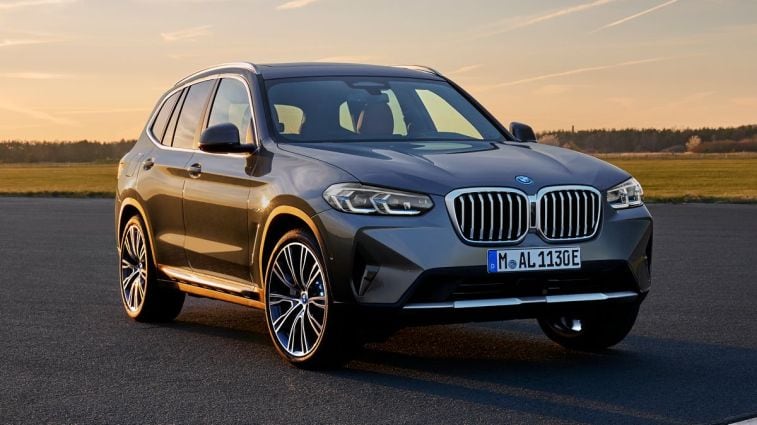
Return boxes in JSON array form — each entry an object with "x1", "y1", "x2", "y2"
[
  {"x1": 182, "y1": 77, "x2": 257, "y2": 284},
  {"x1": 138, "y1": 80, "x2": 215, "y2": 269}
]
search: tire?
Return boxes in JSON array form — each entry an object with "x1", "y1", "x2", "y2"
[
  {"x1": 119, "y1": 215, "x2": 185, "y2": 322},
  {"x1": 264, "y1": 229, "x2": 353, "y2": 368},
  {"x1": 538, "y1": 301, "x2": 640, "y2": 351}
]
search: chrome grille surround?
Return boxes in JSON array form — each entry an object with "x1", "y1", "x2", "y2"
[
  {"x1": 445, "y1": 187, "x2": 530, "y2": 245},
  {"x1": 536, "y1": 185, "x2": 602, "y2": 242}
]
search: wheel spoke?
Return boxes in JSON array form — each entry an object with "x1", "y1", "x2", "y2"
[
  {"x1": 273, "y1": 303, "x2": 302, "y2": 334},
  {"x1": 308, "y1": 296, "x2": 326, "y2": 309},
  {"x1": 283, "y1": 246, "x2": 301, "y2": 289},
  {"x1": 269, "y1": 292, "x2": 297, "y2": 306},
  {"x1": 272, "y1": 261, "x2": 294, "y2": 289},
  {"x1": 306, "y1": 306, "x2": 323, "y2": 335},
  {"x1": 305, "y1": 262, "x2": 320, "y2": 289},
  {"x1": 299, "y1": 310, "x2": 308, "y2": 353},
  {"x1": 122, "y1": 269, "x2": 138, "y2": 290}
]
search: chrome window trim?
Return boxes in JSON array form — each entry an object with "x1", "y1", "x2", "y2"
[
  {"x1": 145, "y1": 73, "x2": 259, "y2": 156},
  {"x1": 445, "y1": 187, "x2": 530, "y2": 246},
  {"x1": 392, "y1": 65, "x2": 442, "y2": 76},
  {"x1": 173, "y1": 62, "x2": 257, "y2": 87},
  {"x1": 535, "y1": 185, "x2": 602, "y2": 243}
]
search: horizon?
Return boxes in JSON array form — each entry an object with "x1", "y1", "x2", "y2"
[{"x1": 1, "y1": 0, "x2": 756, "y2": 141}]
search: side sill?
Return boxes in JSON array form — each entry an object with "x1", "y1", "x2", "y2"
[{"x1": 159, "y1": 265, "x2": 264, "y2": 310}]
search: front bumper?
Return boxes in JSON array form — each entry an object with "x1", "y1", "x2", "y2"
[{"x1": 313, "y1": 197, "x2": 652, "y2": 314}]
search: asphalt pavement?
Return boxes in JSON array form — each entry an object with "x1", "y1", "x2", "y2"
[{"x1": 1, "y1": 198, "x2": 756, "y2": 424}]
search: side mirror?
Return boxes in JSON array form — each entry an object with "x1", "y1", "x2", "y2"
[
  {"x1": 199, "y1": 123, "x2": 257, "y2": 154},
  {"x1": 510, "y1": 122, "x2": 538, "y2": 143}
]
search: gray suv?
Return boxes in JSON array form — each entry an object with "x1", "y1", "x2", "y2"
[{"x1": 116, "y1": 62, "x2": 652, "y2": 367}]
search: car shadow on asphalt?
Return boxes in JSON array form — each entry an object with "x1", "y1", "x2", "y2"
[
  {"x1": 158, "y1": 302, "x2": 756, "y2": 425},
  {"x1": 335, "y1": 322, "x2": 757, "y2": 425}
]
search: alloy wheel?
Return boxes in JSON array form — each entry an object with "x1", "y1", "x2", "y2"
[
  {"x1": 266, "y1": 242, "x2": 327, "y2": 357},
  {"x1": 120, "y1": 223, "x2": 148, "y2": 313}
]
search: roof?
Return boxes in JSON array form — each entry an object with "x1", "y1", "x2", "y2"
[
  {"x1": 256, "y1": 62, "x2": 444, "y2": 80},
  {"x1": 173, "y1": 62, "x2": 444, "y2": 87}
]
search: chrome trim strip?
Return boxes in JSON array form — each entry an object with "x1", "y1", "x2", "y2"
[
  {"x1": 445, "y1": 187, "x2": 530, "y2": 245},
  {"x1": 535, "y1": 185, "x2": 602, "y2": 243},
  {"x1": 403, "y1": 291, "x2": 638, "y2": 310},
  {"x1": 174, "y1": 62, "x2": 258, "y2": 87},
  {"x1": 393, "y1": 65, "x2": 442, "y2": 76},
  {"x1": 160, "y1": 265, "x2": 258, "y2": 295}
]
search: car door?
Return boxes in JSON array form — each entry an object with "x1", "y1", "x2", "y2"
[
  {"x1": 138, "y1": 80, "x2": 216, "y2": 270},
  {"x1": 182, "y1": 77, "x2": 258, "y2": 284}
]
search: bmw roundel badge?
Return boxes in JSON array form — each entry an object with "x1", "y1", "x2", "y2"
[{"x1": 515, "y1": 175, "x2": 534, "y2": 185}]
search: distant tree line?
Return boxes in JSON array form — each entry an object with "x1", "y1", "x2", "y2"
[
  {"x1": 540, "y1": 125, "x2": 757, "y2": 153},
  {"x1": 0, "y1": 140, "x2": 136, "y2": 163}
]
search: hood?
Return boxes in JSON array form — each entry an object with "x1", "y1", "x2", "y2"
[{"x1": 278, "y1": 140, "x2": 630, "y2": 196}]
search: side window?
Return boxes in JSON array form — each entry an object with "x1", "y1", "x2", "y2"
[
  {"x1": 163, "y1": 89, "x2": 186, "y2": 147},
  {"x1": 151, "y1": 91, "x2": 180, "y2": 144},
  {"x1": 208, "y1": 79, "x2": 254, "y2": 144},
  {"x1": 415, "y1": 89, "x2": 483, "y2": 139},
  {"x1": 173, "y1": 80, "x2": 215, "y2": 149},
  {"x1": 273, "y1": 104, "x2": 305, "y2": 135}
]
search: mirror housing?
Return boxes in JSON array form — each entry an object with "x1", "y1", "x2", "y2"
[
  {"x1": 199, "y1": 123, "x2": 258, "y2": 154},
  {"x1": 510, "y1": 122, "x2": 538, "y2": 143}
]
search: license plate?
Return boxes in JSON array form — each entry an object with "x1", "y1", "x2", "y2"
[{"x1": 487, "y1": 247, "x2": 581, "y2": 273}]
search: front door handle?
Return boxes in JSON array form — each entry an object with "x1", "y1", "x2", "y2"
[
  {"x1": 142, "y1": 158, "x2": 155, "y2": 171},
  {"x1": 188, "y1": 163, "x2": 202, "y2": 178}
]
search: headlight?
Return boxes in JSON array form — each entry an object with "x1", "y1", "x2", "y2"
[
  {"x1": 607, "y1": 178, "x2": 644, "y2": 209},
  {"x1": 323, "y1": 183, "x2": 433, "y2": 215}
]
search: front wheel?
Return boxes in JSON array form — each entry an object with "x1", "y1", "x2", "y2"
[
  {"x1": 538, "y1": 301, "x2": 640, "y2": 351},
  {"x1": 119, "y1": 215, "x2": 185, "y2": 322},
  {"x1": 264, "y1": 229, "x2": 352, "y2": 368}
]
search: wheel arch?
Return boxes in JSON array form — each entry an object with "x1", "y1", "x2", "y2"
[
  {"x1": 257, "y1": 205, "x2": 328, "y2": 289},
  {"x1": 117, "y1": 198, "x2": 159, "y2": 267}
]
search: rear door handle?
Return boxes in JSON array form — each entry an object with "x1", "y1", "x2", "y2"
[
  {"x1": 142, "y1": 158, "x2": 155, "y2": 171},
  {"x1": 188, "y1": 163, "x2": 202, "y2": 178}
]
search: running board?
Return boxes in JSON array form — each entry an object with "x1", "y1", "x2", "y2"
[
  {"x1": 402, "y1": 291, "x2": 638, "y2": 310},
  {"x1": 159, "y1": 265, "x2": 264, "y2": 309}
]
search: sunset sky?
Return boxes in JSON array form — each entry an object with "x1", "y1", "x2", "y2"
[{"x1": 0, "y1": 0, "x2": 755, "y2": 141}]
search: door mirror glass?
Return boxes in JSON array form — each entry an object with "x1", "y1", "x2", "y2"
[
  {"x1": 199, "y1": 123, "x2": 257, "y2": 153},
  {"x1": 510, "y1": 122, "x2": 537, "y2": 143}
]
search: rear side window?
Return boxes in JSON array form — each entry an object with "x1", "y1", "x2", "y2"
[
  {"x1": 173, "y1": 80, "x2": 215, "y2": 149},
  {"x1": 208, "y1": 79, "x2": 254, "y2": 144},
  {"x1": 151, "y1": 91, "x2": 180, "y2": 144}
]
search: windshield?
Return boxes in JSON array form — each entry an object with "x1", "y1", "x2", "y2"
[{"x1": 265, "y1": 77, "x2": 506, "y2": 143}]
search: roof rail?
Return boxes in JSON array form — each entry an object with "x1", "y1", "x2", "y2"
[
  {"x1": 393, "y1": 65, "x2": 443, "y2": 76},
  {"x1": 174, "y1": 62, "x2": 258, "y2": 87}
]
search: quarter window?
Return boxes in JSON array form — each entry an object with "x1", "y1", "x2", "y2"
[
  {"x1": 173, "y1": 80, "x2": 214, "y2": 149},
  {"x1": 151, "y1": 91, "x2": 180, "y2": 144},
  {"x1": 208, "y1": 79, "x2": 254, "y2": 144}
]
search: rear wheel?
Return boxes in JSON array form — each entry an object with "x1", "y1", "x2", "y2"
[
  {"x1": 264, "y1": 229, "x2": 352, "y2": 368},
  {"x1": 119, "y1": 215, "x2": 185, "y2": 322},
  {"x1": 538, "y1": 301, "x2": 640, "y2": 351}
]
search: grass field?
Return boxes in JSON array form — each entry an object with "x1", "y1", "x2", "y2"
[
  {"x1": 0, "y1": 163, "x2": 116, "y2": 197},
  {"x1": 1, "y1": 155, "x2": 756, "y2": 202}
]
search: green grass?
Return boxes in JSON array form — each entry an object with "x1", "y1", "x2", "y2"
[
  {"x1": 0, "y1": 163, "x2": 117, "y2": 197},
  {"x1": 603, "y1": 156, "x2": 757, "y2": 203},
  {"x1": 1, "y1": 155, "x2": 756, "y2": 203}
]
